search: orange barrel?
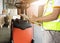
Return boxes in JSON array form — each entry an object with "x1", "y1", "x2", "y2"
[{"x1": 12, "y1": 27, "x2": 33, "y2": 43}]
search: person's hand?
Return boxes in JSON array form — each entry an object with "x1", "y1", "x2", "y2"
[
  {"x1": 29, "y1": 17, "x2": 41, "y2": 26},
  {"x1": 20, "y1": 14, "x2": 37, "y2": 22},
  {"x1": 29, "y1": 15, "x2": 42, "y2": 26},
  {"x1": 20, "y1": 14, "x2": 41, "y2": 26},
  {"x1": 29, "y1": 14, "x2": 38, "y2": 22}
]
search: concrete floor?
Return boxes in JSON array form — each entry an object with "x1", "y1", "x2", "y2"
[{"x1": 0, "y1": 27, "x2": 11, "y2": 43}]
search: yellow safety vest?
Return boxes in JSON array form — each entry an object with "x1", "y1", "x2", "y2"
[{"x1": 43, "y1": 0, "x2": 60, "y2": 31}]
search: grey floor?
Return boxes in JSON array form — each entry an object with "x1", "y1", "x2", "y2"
[{"x1": 0, "y1": 27, "x2": 11, "y2": 43}]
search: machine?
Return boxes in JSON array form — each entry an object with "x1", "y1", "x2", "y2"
[{"x1": 10, "y1": 0, "x2": 37, "y2": 43}]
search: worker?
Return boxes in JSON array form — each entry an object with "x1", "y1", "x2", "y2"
[{"x1": 29, "y1": 0, "x2": 60, "y2": 43}]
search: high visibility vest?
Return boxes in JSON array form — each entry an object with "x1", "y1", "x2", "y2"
[{"x1": 43, "y1": 0, "x2": 60, "y2": 31}]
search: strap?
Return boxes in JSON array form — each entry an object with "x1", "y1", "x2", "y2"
[{"x1": 43, "y1": 0, "x2": 49, "y2": 15}]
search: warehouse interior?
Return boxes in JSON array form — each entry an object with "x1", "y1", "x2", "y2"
[{"x1": 0, "y1": 0, "x2": 56, "y2": 43}]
